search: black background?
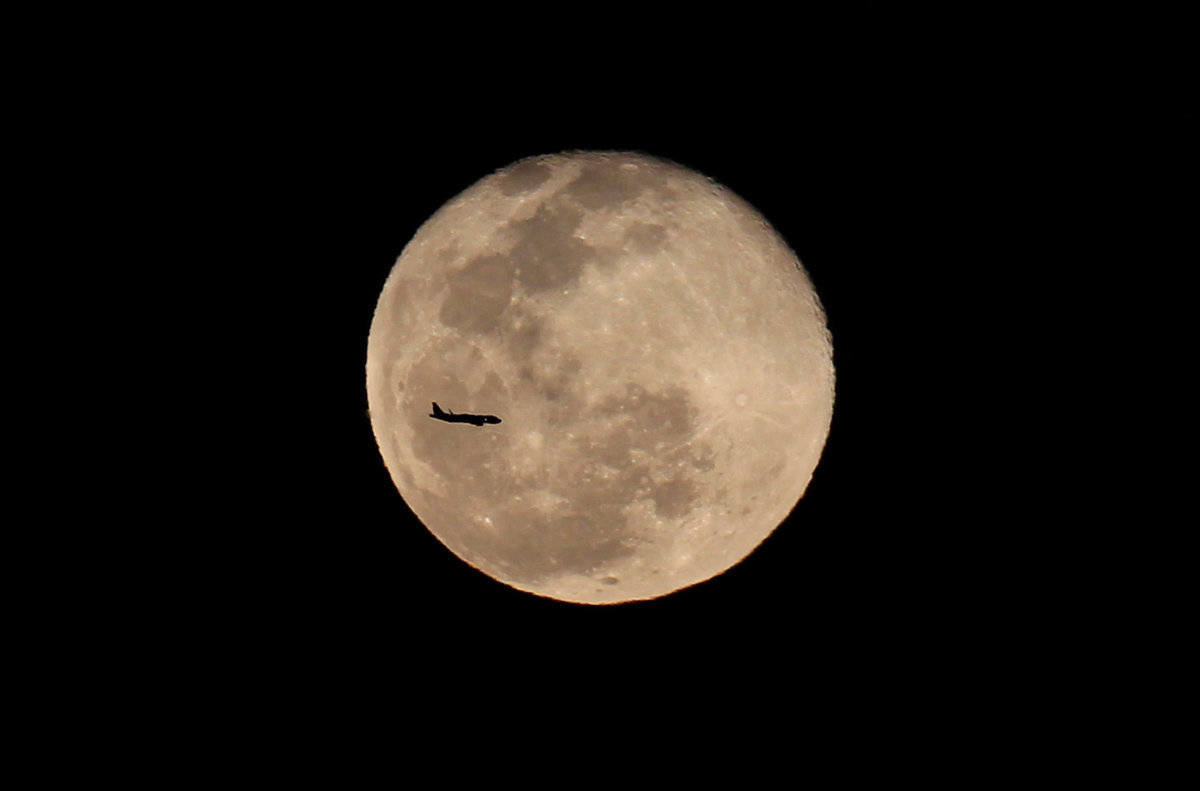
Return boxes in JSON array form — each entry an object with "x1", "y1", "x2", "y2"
[
  {"x1": 55, "y1": 9, "x2": 1192, "y2": 765},
  {"x1": 226, "y1": 95, "x2": 979, "y2": 673},
  {"x1": 160, "y1": 26, "x2": 1078, "y2": 710}
]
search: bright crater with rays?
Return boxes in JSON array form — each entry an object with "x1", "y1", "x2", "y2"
[{"x1": 367, "y1": 152, "x2": 833, "y2": 603}]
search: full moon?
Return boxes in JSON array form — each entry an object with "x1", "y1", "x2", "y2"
[{"x1": 367, "y1": 151, "x2": 833, "y2": 604}]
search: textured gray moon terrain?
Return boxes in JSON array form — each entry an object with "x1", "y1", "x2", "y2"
[{"x1": 367, "y1": 151, "x2": 833, "y2": 603}]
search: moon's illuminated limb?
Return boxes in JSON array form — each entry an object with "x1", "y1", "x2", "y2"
[{"x1": 367, "y1": 152, "x2": 833, "y2": 604}]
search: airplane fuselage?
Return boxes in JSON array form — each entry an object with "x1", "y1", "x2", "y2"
[{"x1": 429, "y1": 402, "x2": 501, "y2": 426}]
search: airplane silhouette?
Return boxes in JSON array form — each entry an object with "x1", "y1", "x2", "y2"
[{"x1": 429, "y1": 402, "x2": 501, "y2": 427}]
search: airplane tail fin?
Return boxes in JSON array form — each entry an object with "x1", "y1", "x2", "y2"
[{"x1": 430, "y1": 402, "x2": 445, "y2": 417}]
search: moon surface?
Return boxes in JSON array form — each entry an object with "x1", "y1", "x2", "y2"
[{"x1": 367, "y1": 152, "x2": 833, "y2": 604}]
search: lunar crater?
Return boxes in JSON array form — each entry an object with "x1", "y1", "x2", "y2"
[
  {"x1": 497, "y1": 160, "x2": 553, "y2": 196},
  {"x1": 566, "y1": 162, "x2": 665, "y2": 209},
  {"x1": 501, "y1": 205, "x2": 594, "y2": 294}
]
